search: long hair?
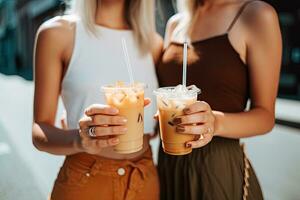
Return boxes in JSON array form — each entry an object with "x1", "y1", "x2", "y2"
[
  {"x1": 179, "y1": 0, "x2": 200, "y2": 17},
  {"x1": 174, "y1": 0, "x2": 201, "y2": 39},
  {"x1": 67, "y1": 0, "x2": 155, "y2": 54}
]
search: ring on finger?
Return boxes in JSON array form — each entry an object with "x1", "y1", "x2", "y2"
[{"x1": 88, "y1": 126, "x2": 96, "y2": 137}]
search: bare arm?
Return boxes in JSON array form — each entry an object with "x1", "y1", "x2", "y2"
[
  {"x1": 32, "y1": 17, "x2": 82, "y2": 155},
  {"x1": 32, "y1": 18, "x2": 124, "y2": 155},
  {"x1": 213, "y1": 2, "x2": 282, "y2": 138}
]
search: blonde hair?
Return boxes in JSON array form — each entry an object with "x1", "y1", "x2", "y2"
[
  {"x1": 68, "y1": 0, "x2": 155, "y2": 53},
  {"x1": 175, "y1": 0, "x2": 200, "y2": 39},
  {"x1": 181, "y1": 0, "x2": 200, "y2": 17}
]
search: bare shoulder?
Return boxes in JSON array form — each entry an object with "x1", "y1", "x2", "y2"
[
  {"x1": 241, "y1": 1, "x2": 279, "y2": 29},
  {"x1": 36, "y1": 15, "x2": 77, "y2": 47}
]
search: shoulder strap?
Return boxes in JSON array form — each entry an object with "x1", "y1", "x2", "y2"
[{"x1": 227, "y1": 0, "x2": 259, "y2": 32}]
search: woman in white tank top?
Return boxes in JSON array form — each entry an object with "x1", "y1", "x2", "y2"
[{"x1": 32, "y1": 1, "x2": 163, "y2": 199}]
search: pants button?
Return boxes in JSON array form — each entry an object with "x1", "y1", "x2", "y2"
[{"x1": 117, "y1": 168, "x2": 126, "y2": 176}]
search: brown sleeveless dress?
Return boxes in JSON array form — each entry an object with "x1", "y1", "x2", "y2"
[{"x1": 157, "y1": 1, "x2": 264, "y2": 200}]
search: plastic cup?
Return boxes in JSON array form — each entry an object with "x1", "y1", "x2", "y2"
[
  {"x1": 102, "y1": 82, "x2": 144, "y2": 154},
  {"x1": 154, "y1": 85, "x2": 200, "y2": 155}
]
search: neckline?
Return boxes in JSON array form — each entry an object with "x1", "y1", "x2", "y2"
[
  {"x1": 170, "y1": 33, "x2": 228, "y2": 45},
  {"x1": 191, "y1": 33, "x2": 228, "y2": 44},
  {"x1": 168, "y1": 33, "x2": 247, "y2": 66},
  {"x1": 94, "y1": 24, "x2": 133, "y2": 33}
]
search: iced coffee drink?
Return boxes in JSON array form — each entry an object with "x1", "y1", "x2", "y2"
[
  {"x1": 154, "y1": 85, "x2": 200, "y2": 155},
  {"x1": 102, "y1": 82, "x2": 144, "y2": 154}
]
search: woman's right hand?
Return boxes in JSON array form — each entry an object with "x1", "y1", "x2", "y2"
[{"x1": 77, "y1": 104, "x2": 127, "y2": 155}]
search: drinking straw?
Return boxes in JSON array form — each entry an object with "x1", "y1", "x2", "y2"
[
  {"x1": 182, "y1": 40, "x2": 188, "y2": 87},
  {"x1": 121, "y1": 38, "x2": 134, "y2": 84}
]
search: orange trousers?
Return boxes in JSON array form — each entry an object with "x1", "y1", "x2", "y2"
[{"x1": 50, "y1": 147, "x2": 159, "y2": 200}]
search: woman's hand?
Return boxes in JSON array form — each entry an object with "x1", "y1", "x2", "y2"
[
  {"x1": 77, "y1": 104, "x2": 127, "y2": 155},
  {"x1": 173, "y1": 101, "x2": 215, "y2": 149},
  {"x1": 77, "y1": 99, "x2": 151, "y2": 155}
]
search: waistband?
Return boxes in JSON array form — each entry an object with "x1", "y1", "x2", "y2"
[
  {"x1": 210, "y1": 136, "x2": 240, "y2": 146},
  {"x1": 66, "y1": 145, "x2": 153, "y2": 170}
]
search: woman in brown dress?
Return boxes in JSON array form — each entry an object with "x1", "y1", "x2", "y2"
[{"x1": 157, "y1": 0, "x2": 282, "y2": 199}]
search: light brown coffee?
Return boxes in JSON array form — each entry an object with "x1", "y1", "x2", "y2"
[
  {"x1": 102, "y1": 82, "x2": 144, "y2": 154},
  {"x1": 154, "y1": 85, "x2": 200, "y2": 155}
]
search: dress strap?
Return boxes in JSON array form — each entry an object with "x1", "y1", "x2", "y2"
[{"x1": 227, "y1": 0, "x2": 259, "y2": 32}]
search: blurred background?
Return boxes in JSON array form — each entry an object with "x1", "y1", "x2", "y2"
[{"x1": 0, "y1": 0, "x2": 299, "y2": 199}]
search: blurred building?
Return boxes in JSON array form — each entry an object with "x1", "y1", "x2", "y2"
[
  {"x1": 156, "y1": 0, "x2": 176, "y2": 35},
  {"x1": 264, "y1": 0, "x2": 300, "y2": 100},
  {"x1": 0, "y1": 0, "x2": 17, "y2": 75},
  {"x1": 0, "y1": 0, "x2": 62, "y2": 80}
]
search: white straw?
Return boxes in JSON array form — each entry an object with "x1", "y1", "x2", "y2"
[
  {"x1": 182, "y1": 40, "x2": 188, "y2": 87},
  {"x1": 121, "y1": 38, "x2": 134, "y2": 84}
]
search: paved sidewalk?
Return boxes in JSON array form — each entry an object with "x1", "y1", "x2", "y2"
[
  {"x1": 0, "y1": 74, "x2": 64, "y2": 198},
  {"x1": 0, "y1": 123, "x2": 43, "y2": 200}
]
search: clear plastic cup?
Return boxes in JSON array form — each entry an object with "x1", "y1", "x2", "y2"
[
  {"x1": 154, "y1": 85, "x2": 201, "y2": 155},
  {"x1": 102, "y1": 82, "x2": 145, "y2": 154}
]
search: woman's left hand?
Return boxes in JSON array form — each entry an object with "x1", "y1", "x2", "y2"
[{"x1": 173, "y1": 101, "x2": 215, "y2": 149}]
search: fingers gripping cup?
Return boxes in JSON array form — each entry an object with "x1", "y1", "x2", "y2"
[
  {"x1": 102, "y1": 82, "x2": 145, "y2": 154},
  {"x1": 154, "y1": 85, "x2": 201, "y2": 155}
]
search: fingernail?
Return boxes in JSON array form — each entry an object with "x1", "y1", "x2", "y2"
[
  {"x1": 173, "y1": 118, "x2": 182, "y2": 125},
  {"x1": 85, "y1": 109, "x2": 91, "y2": 115},
  {"x1": 120, "y1": 118, "x2": 127, "y2": 123},
  {"x1": 112, "y1": 138, "x2": 119, "y2": 143},
  {"x1": 111, "y1": 108, "x2": 119, "y2": 114},
  {"x1": 176, "y1": 126, "x2": 185, "y2": 132},
  {"x1": 186, "y1": 143, "x2": 192, "y2": 148},
  {"x1": 183, "y1": 108, "x2": 190, "y2": 113}
]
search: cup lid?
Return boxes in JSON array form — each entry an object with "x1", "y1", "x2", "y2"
[
  {"x1": 153, "y1": 85, "x2": 201, "y2": 99},
  {"x1": 101, "y1": 82, "x2": 145, "y2": 93}
]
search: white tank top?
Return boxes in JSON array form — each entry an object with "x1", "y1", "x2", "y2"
[{"x1": 61, "y1": 19, "x2": 159, "y2": 134}]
